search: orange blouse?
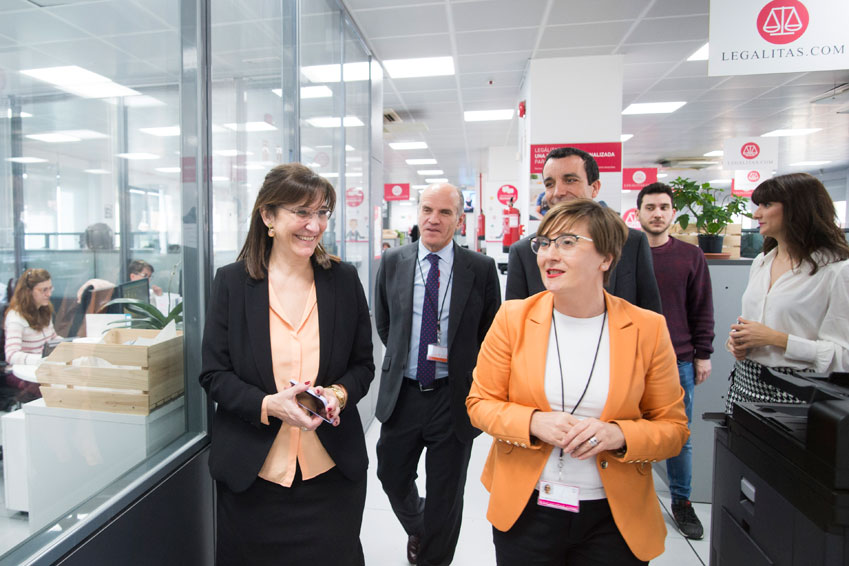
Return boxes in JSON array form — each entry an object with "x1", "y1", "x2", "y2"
[{"x1": 258, "y1": 281, "x2": 335, "y2": 487}]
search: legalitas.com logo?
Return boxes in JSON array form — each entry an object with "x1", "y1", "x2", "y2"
[
  {"x1": 741, "y1": 142, "x2": 761, "y2": 159},
  {"x1": 757, "y1": 0, "x2": 809, "y2": 45},
  {"x1": 747, "y1": 171, "x2": 761, "y2": 182}
]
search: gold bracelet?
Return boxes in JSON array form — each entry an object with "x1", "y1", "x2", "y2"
[{"x1": 328, "y1": 384, "x2": 347, "y2": 411}]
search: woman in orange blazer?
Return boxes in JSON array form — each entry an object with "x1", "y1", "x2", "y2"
[{"x1": 467, "y1": 199, "x2": 688, "y2": 565}]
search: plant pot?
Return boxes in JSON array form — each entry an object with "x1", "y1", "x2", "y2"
[{"x1": 698, "y1": 234, "x2": 724, "y2": 254}]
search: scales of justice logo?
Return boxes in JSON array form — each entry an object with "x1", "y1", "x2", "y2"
[
  {"x1": 757, "y1": 0, "x2": 810, "y2": 45},
  {"x1": 741, "y1": 142, "x2": 761, "y2": 160}
]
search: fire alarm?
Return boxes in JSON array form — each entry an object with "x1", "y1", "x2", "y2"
[{"x1": 518, "y1": 100, "x2": 526, "y2": 118}]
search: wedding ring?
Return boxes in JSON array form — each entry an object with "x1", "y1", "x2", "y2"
[
  {"x1": 587, "y1": 436, "x2": 599, "y2": 447},
  {"x1": 301, "y1": 427, "x2": 309, "y2": 431}
]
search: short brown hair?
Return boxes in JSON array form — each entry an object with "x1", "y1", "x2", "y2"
[
  {"x1": 7, "y1": 268, "x2": 54, "y2": 330},
  {"x1": 537, "y1": 199, "x2": 628, "y2": 285},
  {"x1": 238, "y1": 163, "x2": 338, "y2": 279}
]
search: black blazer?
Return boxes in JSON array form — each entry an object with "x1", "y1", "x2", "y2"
[
  {"x1": 505, "y1": 228, "x2": 662, "y2": 313},
  {"x1": 199, "y1": 259, "x2": 374, "y2": 493},
  {"x1": 374, "y1": 243, "x2": 501, "y2": 442}
]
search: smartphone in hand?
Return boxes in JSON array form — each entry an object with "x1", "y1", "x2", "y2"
[{"x1": 289, "y1": 380, "x2": 332, "y2": 423}]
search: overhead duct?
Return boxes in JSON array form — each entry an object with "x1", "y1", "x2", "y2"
[{"x1": 655, "y1": 157, "x2": 719, "y2": 170}]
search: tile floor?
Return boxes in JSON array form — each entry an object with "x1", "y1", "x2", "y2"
[{"x1": 361, "y1": 420, "x2": 710, "y2": 565}]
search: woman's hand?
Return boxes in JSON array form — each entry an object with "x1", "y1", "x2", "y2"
[
  {"x1": 726, "y1": 335, "x2": 748, "y2": 360},
  {"x1": 530, "y1": 412, "x2": 624, "y2": 459},
  {"x1": 265, "y1": 381, "x2": 325, "y2": 431},
  {"x1": 313, "y1": 386, "x2": 341, "y2": 427},
  {"x1": 730, "y1": 317, "x2": 788, "y2": 352},
  {"x1": 561, "y1": 418, "x2": 625, "y2": 460}
]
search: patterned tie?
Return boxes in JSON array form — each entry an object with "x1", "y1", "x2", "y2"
[{"x1": 416, "y1": 253, "x2": 440, "y2": 389}]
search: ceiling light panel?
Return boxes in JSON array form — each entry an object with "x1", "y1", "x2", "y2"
[
  {"x1": 389, "y1": 141, "x2": 428, "y2": 150},
  {"x1": 383, "y1": 57, "x2": 455, "y2": 79},
  {"x1": 301, "y1": 62, "x2": 370, "y2": 83},
  {"x1": 406, "y1": 158, "x2": 437, "y2": 165},
  {"x1": 223, "y1": 121, "x2": 278, "y2": 132},
  {"x1": 7, "y1": 157, "x2": 47, "y2": 163},
  {"x1": 622, "y1": 102, "x2": 687, "y2": 114},
  {"x1": 687, "y1": 43, "x2": 709, "y2": 61},
  {"x1": 761, "y1": 128, "x2": 821, "y2": 137},
  {"x1": 425, "y1": 177, "x2": 449, "y2": 183},
  {"x1": 26, "y1": 133, "x2": 81, "y2": 143},
  {"x1": 21, "y1": 66, "x2": 140, "y2": 99},
  {"x1": 305, "y1": 116, "x2": 365, "y2": 128},
  {"x1": 620, "y1": 134, "x2": 634, "y2": 142},
  {"x1": 140, "y1": 126, "x2": 180, "y2": 137},
  {"x1": 417, "y1": 169, "x2": 444, "y2": 175}
]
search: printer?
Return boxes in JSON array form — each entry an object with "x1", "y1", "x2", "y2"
[{"x1": 710, "y1": 368, "x2": 849, "y2": 565}]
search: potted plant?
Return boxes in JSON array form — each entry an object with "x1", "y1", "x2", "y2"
[
  {"x1": 669, "y1": 176, "x2": 750, "y2": 254},
  {"x1": 101, "y1": 298, "x2": 183, "y2": 330}
]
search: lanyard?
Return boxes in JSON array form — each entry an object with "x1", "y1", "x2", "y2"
[
  {"x1": 551, "y1": 306, "x2": 607, "y2": 479},
  {"x1": 417, "y1": 252, "x2": 454, "y2": 344}
]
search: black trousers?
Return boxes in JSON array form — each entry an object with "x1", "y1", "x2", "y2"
[
  {"x1": 216, "y1": 466, "x2": 366, "y2": 566},
  {"x1": 493, "y1": 492, "x2": 648, "y2": 566},
  {"x1": 377, "y1": 380, "x2": 473, "y2": 566}
]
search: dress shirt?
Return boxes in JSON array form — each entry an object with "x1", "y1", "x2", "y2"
[
  {"x1": 740, "y1": 249, "x2": 849, "y2": 373},
  {"x1": 405, "y1": 240, "x2": 454, "y2": 381},
  {"x1": 259, "y1": 280, "x2": 335, "y2": 487}
]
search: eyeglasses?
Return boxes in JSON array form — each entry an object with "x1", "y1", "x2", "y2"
[
  {"x1": 530, "y1": 233, "x2": 593, "y2": 254},
  {"x1": 281, "y1": 206, "x2": 332, "y2": 221}
]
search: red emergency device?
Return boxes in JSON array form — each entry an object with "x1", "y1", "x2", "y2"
[{"x1": 502, "y1": 199, "x2": 521, "y2": 253}]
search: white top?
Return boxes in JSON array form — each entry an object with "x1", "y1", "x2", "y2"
[
  {"x1": 4, "y1": 309, "x2": 57, "y2": 366},
  {"x1": 740, "y1": 249, "x2": 849, "y2": 373},
  {"x1": 539, "y1": 309, "x2": 610, "y2": 500}
]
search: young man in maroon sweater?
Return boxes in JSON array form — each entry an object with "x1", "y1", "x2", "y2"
[{"x1": 638, "y1": 182, "x2": 714, "y2": 540}]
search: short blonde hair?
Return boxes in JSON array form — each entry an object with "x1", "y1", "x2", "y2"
[{"x1": 537, "y1": 199, "x2": 628, "y2": 285}]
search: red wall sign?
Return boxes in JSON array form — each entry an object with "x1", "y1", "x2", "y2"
[
  {"x1": 496, "y1": 184, "x2": 518, "y2": 205},
  {"x1": 346, "y1": 186, "x2": 364, "y2": 207},
  {"x1": 530, "y1": 143, "x2": 622, "y2": 174},
  {"x1": 622, "y1": 168, "x2": 658, "y2": 191},
  {"x1": 383, "y1": 183, "x2": 410, "y2": 201}
]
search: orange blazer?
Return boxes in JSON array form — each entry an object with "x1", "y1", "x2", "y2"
[{"x1": 466, "y1": 291, "x2": 688, "y2": 561}]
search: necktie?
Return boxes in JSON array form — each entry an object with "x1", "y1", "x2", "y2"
[{"x1": 416, "y1": 253, "x2": 440, "y2": 389}]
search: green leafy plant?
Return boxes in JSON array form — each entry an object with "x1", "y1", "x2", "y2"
[
  {"x1": 101, "y1": 298, "x2": 183, "y2": 330},
  {"x1": 669, "y1": 176, "x2": 750, "y2": 235}
]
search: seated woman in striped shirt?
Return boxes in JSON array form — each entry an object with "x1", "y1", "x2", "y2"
[{"x1": 4, "y1": 268, "x2": 59, "y2": 396}]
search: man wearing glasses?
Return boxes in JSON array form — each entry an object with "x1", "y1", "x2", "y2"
[{"x1": 505, "y1": 147, "x2": 661, "y2": 313}]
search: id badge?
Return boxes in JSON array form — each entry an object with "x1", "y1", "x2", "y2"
[
  {"x1": 537, "y1": 480, "x2": 580, "y2": 513},
  {"x1": 426, "y1": 343, "x2": 448, "y2": 363}
]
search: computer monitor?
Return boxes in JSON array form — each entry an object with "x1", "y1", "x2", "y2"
[{"x1": 98, "y1": 277, "x2": 150, "y2": 314}]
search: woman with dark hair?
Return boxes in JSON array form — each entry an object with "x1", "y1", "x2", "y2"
[
  {"x1": 199, "y1": 163, "x2": 374, "y2": 565},
  {"x1": 4, "y1": 268, "x2": 58, "y2": 396},
  {"x1": 467, "y1": 200, "x2": 687, "y2": 565},
  {"x1": 726, "y1": 172, "x2": 849, "y2": 410}
]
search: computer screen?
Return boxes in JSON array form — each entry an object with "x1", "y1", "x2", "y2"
[{"x1": 98, "y1": 278, "x2": 150, "y2": 314}]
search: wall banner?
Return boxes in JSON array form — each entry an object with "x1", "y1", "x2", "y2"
[
  {"x1": 530, "y1": 142, "x2": 622, "y2": 174},
  {"x1": 722, "y1": 137, "x2": 778, "y2": 170},
  {"x1": 733, "y1": 169, "x2": 769, "y2": 197},
  {"x1": 622, "y1": 168, "x2": 658, "y2": 191},
  {"x1": 384, "y1": 183, "x2": 410, "y2": 201},
  {"x1": 709, "y1": 0, "x2": 849, "y2": 76}
]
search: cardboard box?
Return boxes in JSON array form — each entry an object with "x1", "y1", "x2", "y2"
[{"x1": 35, "y1": 328, "x2": 184, "y2": 415}]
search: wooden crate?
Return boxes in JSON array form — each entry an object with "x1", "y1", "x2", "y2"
[{"x1": 35, "y1": 329, "x2": 184, "y2": 415}]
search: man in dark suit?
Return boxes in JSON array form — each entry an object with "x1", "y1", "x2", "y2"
[
  {"x1": 506, "y1": 146, "x2": 662, "y2": 312},
  {"x1": 375, "y1": 183, "x2": 501, "y2": 565}
]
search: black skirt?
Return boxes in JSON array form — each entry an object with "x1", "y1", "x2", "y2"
[{"x1": 216, "y1": 466, "x2": 366, "y2": 566}]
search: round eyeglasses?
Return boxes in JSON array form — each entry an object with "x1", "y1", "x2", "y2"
[{"x1": 530, "y1": 233, "x2": 593, "y2": 254}]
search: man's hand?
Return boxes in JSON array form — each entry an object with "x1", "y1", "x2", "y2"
[{"x1": 694, "y1": 358, "x2": 711, "y2": 385}]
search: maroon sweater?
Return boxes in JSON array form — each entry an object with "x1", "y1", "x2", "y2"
[{"x1": 649, "y1": 237, "x2": 714, "y2": 361}]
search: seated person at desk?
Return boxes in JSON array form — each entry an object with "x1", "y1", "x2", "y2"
[
  {"x1": 76, "y1": 259, "x2": 163, "y2": 303},
  {"x1": 4, "y1": 269, "x2": 59, "y2": 395}
]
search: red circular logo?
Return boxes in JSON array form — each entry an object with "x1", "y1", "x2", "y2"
[
  {"x1": 622, "y1": 208, "x2": 640, "y2": 230},
  {"x1": 757, "y1": 0, "x2": 809, "y2": 45},
  {"x1": 741, "y1": 142, "x2": 760, "y2": 160},
  {"x1": 496, "y1": 184, "x2": 517, "y2": 205},
  {"x1": 747, "y1": 171, "x2": 761, "y2": 182},
  {"x1": 346, "y1": 187, "x2": 363, "y2": 207}
]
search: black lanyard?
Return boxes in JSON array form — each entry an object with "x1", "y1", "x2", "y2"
[
  {"x1": 417, "y1": 251, "x2": 454, "y2": 344},
  {"x1": 551, "y1": 306, "x2": 607, "y2": 475}
]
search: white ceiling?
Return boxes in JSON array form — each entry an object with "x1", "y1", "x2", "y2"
[{"x1": 342, "y1": 0, "x2": 849, "y2": 188}]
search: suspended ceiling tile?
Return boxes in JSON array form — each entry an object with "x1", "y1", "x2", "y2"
[
  {"x1": 451, "y1": 0, "x2": 548, "y2": 33},
  {"x1": 626, "y1": 15, "x2": 708, "y2": 44},
  {"x1": 0, "y1": 8, "x2": 89, "y2": 43},
  {"x1": 623, "y1": 61, "x2": 678, "y2": 81},
  {"x1": 645, "y1": 0, "x2": 709, "y2": 18},
  {"x1": 0, "y1": 0, "x2": 35, "y2": 12},
  {"x1": 347, "y1": 0, "x2": 440, "y2": 10},
  {"x1": 547, "y1": 0, "x2": 651, "y2": 25},
  {"x1": 398, "y1": 89, "x2": 458, "y2": 104},
  {"x1": 50, "y1": 1, "x2": 171, "y2": 37},
  {"x1": 458, "y1": 50, "x2": 530, "y2": 73},
  {"x1": 534, "y1": 45, "x2": 616, "y2": 59},
  {"x1": 620, "y1": 41, "x2": 704, "y2": 64},
  {"x1": 539, "y1": 21, "x2": 632, "y2": 50},
  {"x1": 458, "y1": 69, "x2": 523, "y2": 89},
  {"x1": 455, "y1": 27, "x2": 538, "y2": 56},
  {"x1": 653, "y1": 75, "x2": 727, "y2": 92},
  {"x1": 352, "y1": 4, "x2": 448, "y2": 39},
  {"x1": 393, "y1": 75, "x2": 457, "y2": 92},
  {"x1": 368, "y1": 34, "x2": 451, "y2": 60}
]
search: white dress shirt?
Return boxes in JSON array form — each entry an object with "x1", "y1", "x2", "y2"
[{"x1": 740, "y1": 249, "x2": 849, "y2": 373}]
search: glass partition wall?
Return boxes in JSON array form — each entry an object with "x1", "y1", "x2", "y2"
[{"x1": 0, "y1": 0, "x2": 377, "y2": 563}]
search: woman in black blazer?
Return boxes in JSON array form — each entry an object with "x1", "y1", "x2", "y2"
[{"x1": 200, "y1": 163, "x2": 374, "y2": 565}]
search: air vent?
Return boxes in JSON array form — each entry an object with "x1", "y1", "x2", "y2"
[
  {"x1": 383, "y1": 109, "x2": 402, "y2": 123},
  {"x1": 655, "y1": 157, "x2": 718, "y2": 170}
]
